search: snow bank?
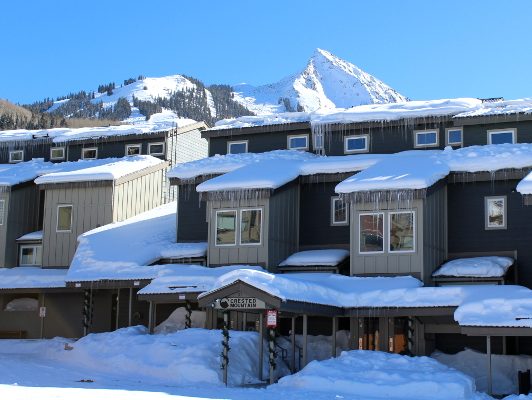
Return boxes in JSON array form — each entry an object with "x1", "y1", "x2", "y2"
[
  {"x1": 433, "y1": 257, "x2": 514, "y2": 278},
  {"x1": 434, "y1": 348, "x2": 532, "y2": 395},
  {"x1": 279, "y1": 249, "x2": 349, "y2": 266},
  {"x1": 0, "y1": 267, "x2": 66, "y2": 289},
  {"x1": 273, "y1": 350, "x2": 479, "y2": 400},
  {"x1": 35, "y1": 155, "x2": 164, "y2": 184},
  {"x1": 154, "y1": 307, "x2": 206, "y2": 333}
]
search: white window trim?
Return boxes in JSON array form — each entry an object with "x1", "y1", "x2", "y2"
[
  {"x1": 287, "y1": 134, "x2": 309, "y2": 150},
  {"x1": 313, "y1": 132, "x2": 324, "y2": 151},
  {"x1": 358, "y1": 212, "x2": 385, "y2": 254},
  {"x1": 50, "y1": 147, "x2": 65, "y2": 160},
  {"x1": 487, "y1": 128, "x2": 516, "y2": 145},
  {"x1": 414, "y1": 129, "x2": 439, "y2": 148},
  {"x1": 56, "y1": 205, "x2": 73, "y2": 233},
  {"x1": 215, "y1": 209, "x2": 237, "y2": 247},
  {"x1": 485, "y1": 196, "x2": 507, "y2": 230},
  {"x1": 344, "y1": 135, "x2": 369, "y2": 154},
  {"x1": 9, "y1": 150, "x2": 24, "y2": 163},
  {"x1": 81, "y1": 147, "x2": 98, "y2": 160},
  {"x1": 148, "y1": 142, "x2": 165, "y2": 156},
  {"x1": 0, "y1": 199, "x2": 5, "y2": 226},
  {"x1": 19, "y1": 245, "x2": 42, "y2": 266},
  {"x1": 331, "y1": 197, "x2": 349, "y2": 226},
  {"x1": 125, "y1": 143, "x2": 142, "y2": 156},
  {"x1": 445, "y1": 127, "x2": 463, "y2": 146},
  {"x1": 227, "y1": 140, "x2": 248, "y2": 154},
  {"x1": 388, "y1": 211, "x2": 416, "y2": 253},
  {"x1": 239, "y1": 208, "x2": 263, "y2": 246}
]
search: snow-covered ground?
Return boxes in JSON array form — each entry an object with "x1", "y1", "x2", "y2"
[{"x1": 0, "y1": 327, "x2": 496, "y2": 400}]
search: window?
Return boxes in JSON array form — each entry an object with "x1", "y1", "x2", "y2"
[
  {"x1": 148, "y1": 142, "x2": 165, "y2": 156},
  {"x1": 57, "y1": 205, "x2": 73, "y2": 232},
  {"x1": 446, "y1": 128, "x2": 463, "y2": 146},
  {"x1": 9, "y1": 150, "x2": 23, "y2": 163},
  {"x1": 50, "y1": 147, "x2": 65, "y2": 160},
  {"x1": 331, "y1": 197, "x2": 349, "y2": 225},
  {"x1": 313, "y1": 133, "x2": 324, "y2": 151},
  {"x1": 81, "y1": 148, "x2": 97, "y2": 160},
  {"x1": 287, "y1": 135, "x2": 309, "y2": 150},
  {"x1": 344, "y1": 135, "x2": 369, "y2": 153},
  {"x1": 414, "y1": 130, "x2": 439, "y2": 148},
  {"x1": 19, "y1": 245, "x2": 42, "y2": 266},
  {"x1": 0, "y1": 200, "x2": 4, "y2": 226},
  {"x1": 485, "y1": 196, "x2": 506, "y2": 229},
  {"x1": 227, "y1": 141, "x2": 248, "y2": 154},
  {"x1": 389, "y1": 212, "x2": 415, "y2": 252},
  {"x1": 488, "y1": 129, "x2": 516, "y2": 145},
  {"x1": 125, "y1": 144, "x2": 141, "y2": 156},
  {"x1": 240, "y1": 209, "x2": 262, "y2": 245},
  {"x1": 359, "y1": 213, "x2": 384, "y2": 253},
  {"x1": 216, "y1": 210, "x2": 236, "y2": 246}
]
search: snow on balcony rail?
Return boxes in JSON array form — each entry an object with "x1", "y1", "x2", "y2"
[{"x1": 432, "y1": 257, "x2": 514, "y2": 278}]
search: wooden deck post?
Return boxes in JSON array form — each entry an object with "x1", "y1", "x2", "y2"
[
  {"x1": 487, "y1": 335, "x2": 492, "y2": 396},
  {"x1": 291, "y1": 316, "x2": 296, "y2": 372},
  {"x1": 302, "y1": 314, "x2": 308, "y2": 368},
  {"x1": 115, "y1": 289, "x2": 120, "y2": 330},
  {"x1": 332, "y1": 316, "x2": 337, "y2": 358},
  {"x1": 258, "y1": 312, "x2": 264, "y2": 381},
  {"x1": 148, "y1": 301, "x2": 154, "y2": 334},
  {"x1": 128, "y1": 288, "x2": 133, "y2": 327}
]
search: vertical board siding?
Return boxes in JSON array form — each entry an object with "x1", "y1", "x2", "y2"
[
  {"x1": 423, "y1": 186, "x2": 448, "y2": 283},
  {"x1": 177, "y1": 187, "x2": 208, "y2": 242}
]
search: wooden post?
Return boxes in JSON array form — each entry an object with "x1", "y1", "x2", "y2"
[
  {"x1": 302, "y1": 314, "x2": 308, "y2": 368},
  {"x1": 128, "y1": 288, "x2": 133, "y2": 327},
  {"x1": 487, "y1": 335, "x2": 492, "y2": 396},
  {"x1": 115, "y1": 289, "x2": 120, "y2": 330},
  {"x1": 291, "y1": 316, "x2": 296, "y2": 372},
  {"x1": 185, "y1": 300, "x2": 192, "y2": 329},
  {"x1": 502, "y1": 336, "x2": 507, "y2": 355},
  {"x1": 148, "y1": 301, "x2": 154, "y2": 334},
  {"x1": 222, "y1": 311, "x2": 230, "y2": 386},
  {"x1": 82, "y1": 289, "x2": 90, "y2": 337},
  {"x1": 332, "y1": 316, "x2": 337, "y2": 358},
  {"x1": 268, "y1": 327, "x2": 276, "y2": 385},
  {"x1": 258, "y1": 312, "x2": 264, "y2": 381},
  {"x1": 39, "y1": 293, "x2": 46, "y2": 339}
]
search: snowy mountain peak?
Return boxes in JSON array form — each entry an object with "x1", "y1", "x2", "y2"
[{"x1": 233, "y1": 49, "x2": 408, "y2": 114}]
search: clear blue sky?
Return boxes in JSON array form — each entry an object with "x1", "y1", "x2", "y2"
[{"x1": 2, "y1": 0, "x2": 531, "y2": 104}]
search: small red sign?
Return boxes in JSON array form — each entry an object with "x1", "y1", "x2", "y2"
[{"x1": 266, "y1": 309, "x2": 277, "y2": 328}]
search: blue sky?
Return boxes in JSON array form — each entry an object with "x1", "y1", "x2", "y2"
[{"x1": 2, "y1": 0, "x2": 532, "y2": 104}]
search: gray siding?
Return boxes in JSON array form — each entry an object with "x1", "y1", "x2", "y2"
[
  {"x1": 0, "y1": 185, "x2": 41, "y2": 267},
  {"x1": 463, "y1": 120, "x2": 532, "y2": 147},
  {"x1": 207, "y1": 197, "x2": 269, "y2": 267},
  {"x1": 112, "y1": 169, "x2": 164, "y2": 222},
  {"x1": 350, "y1": 199, "x2": 424, "y2": 279},
  {"x1": 42, "y1": 186, "x2": 114, "y2": 268},
  {"x1": 422, "y1": 185, "x2": 448, "y2": 283},
  {"x1": 268, "y1": 183, "x2": 300, "y2": 269},
  {"x1": 177, "y1": 187, "x2": 207, "y2": 242}
]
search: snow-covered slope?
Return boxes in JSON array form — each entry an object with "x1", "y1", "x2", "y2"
[{"x1": 233, "y1": 48, "x2": 407, "y2": 113}]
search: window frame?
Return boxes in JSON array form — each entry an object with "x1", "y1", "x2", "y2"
[
  {"x1": 0, "y1": 199, "x2": 5, "y2": 226},
  {"x1": 358, "y1": 212, "x2": 385, "y2": 254},
  {"x1": 50, "y1": 147, "x2": 65, "y2": 160},
  {"x1": 9, "y1": 150, "x2": 24, "y2": 163},
  {"x1": 487, "y1": 128, "x2": 516, "y2": 145},
  {"x1": 445, "y1": 127, "x2": 463, "y2": 147},
  {"x1": 148, "y1": 142, "x2": 165, "y2": 156},
  {"x1": 227, "y1": 140, "x2": 248, "y2": 155},
  {"x1": 239, "y1": 208, "x2": 263, "y2": 246},
  {"x1": 125, "y1": 144, "x2": 142, "y2": 156},
  {"x1": 56, "y1": 204, "x2": 73, "y2": 233},
  {"x1": 81, "y1": 147, "x2": 98, "y2": 160},
  {"x1": 313, "y1": 132, "x2": 324, "y2": 151},
  {"x1": 388, "y1": 211, "x2": 416, "y2": 253},
  {"x1": 331, "y1": 197, "x2": 349, "y2": 226},
  {"x1": 485, "y1": 195, "x2": 507, "y2": 230},
  {"x1": 19, "y1": 245, "x2": 42, "y2": 266},
  {"x1": 414, "y1": 129, "x2": 439, "y2": 148},
  {"x1": 287, "y1": 134, "x2": 309, "y2": 151},
  {"x1": 215, "y1": 209, "x2": 237, "y2": 247},
  {"x1": 344, "y1": 134, "x2": 369, "y2": 154}
]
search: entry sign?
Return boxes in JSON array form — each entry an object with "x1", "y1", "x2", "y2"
[
  {"x1": 216, "y1": 297, "x2": 266, "y2": 310},
  {"x1": 266, "y1": 309, "x2": 277, "y2": 328},
  {"x1": 39, "y1": 306, "x2": 46, "y2": 318}
]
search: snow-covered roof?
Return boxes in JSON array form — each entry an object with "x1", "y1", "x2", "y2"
[
  {"x1": 201, "y1": 269, "x2": 532, "y2": 328},
  {"x1": 17, "y1": 230, "x2": 43, "y2": 242},
  {"x1": 0, "y1": 112, "x2": 196, "y2": 144},
  {"x1": 0, "y1": 159, "x2": 55, "y2": 187},
  {"x1": 67, "y1": 202, "x2": 207, "y2": 282},
  {"x1": 279, "y1": 249, "x2": 349, "y2": 267},
  {"x1": 432, "y1": 257, "x2": 514, "y2": 278},
  {"x1": 138, "y1": 265, "x2": 264, "y2": 295},
  {"x1": 212, "y1": 98, "x2": 483, "y2": 131},
  {"x1": 454, "y1": 98, "x2": 532, "y2": 119},
  {"x1": 0, "y1": 267, "x2": 67, "y2": 289},
  {"x1": 34, "y1": 155, "x2": 164, "y2": 185}
]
